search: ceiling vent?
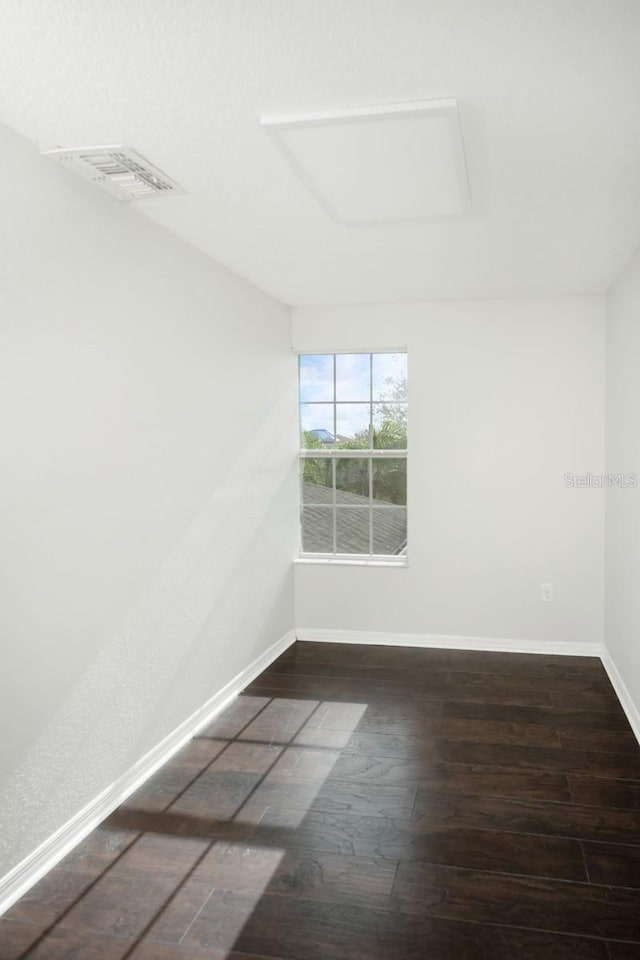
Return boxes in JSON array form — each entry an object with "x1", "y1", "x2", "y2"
[{"x1": 41, "y1": 146, "x2": 186, "y2": 202}]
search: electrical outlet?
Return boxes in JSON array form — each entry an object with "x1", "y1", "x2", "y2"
[{"x1": 541, "y1": 583, "x2": 553, "y2": 602}]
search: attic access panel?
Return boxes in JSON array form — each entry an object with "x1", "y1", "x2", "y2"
[{"x1": 261, "y1": 98, "x2": 470, "y2": 224}]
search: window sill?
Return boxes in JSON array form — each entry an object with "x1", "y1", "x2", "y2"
[{"x1": 295, "y1": 556, "x2": 408, "y2": 568}]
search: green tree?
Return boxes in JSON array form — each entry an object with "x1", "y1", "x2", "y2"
[
  {"x1": 373, "y1": 373, "x2": 407, "y2": 448},
  {"x1": 334, "y1": 373, "x2": 407, "y2": 503},
  {"x1": 301, "y1": 440, "x2": 332, "y2": 490}
]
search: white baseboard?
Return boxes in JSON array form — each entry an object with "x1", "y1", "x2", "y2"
[
  {"x1": 0, "y1": 628, "x2": 296, "y2": 918},
  {"x1": 601, "y1": 648, "x2": 640, "y2": 745},
  {"x1": 296, "y1": 628, "x2": 604, "y2": 658}
]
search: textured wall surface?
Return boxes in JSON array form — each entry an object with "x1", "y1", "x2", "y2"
[
  {"x1": 0, "y1": 123, "x2": 297, "y2": 878},
  {"x1": 293, "y1": 298, "x2": 606, "y2": 646},
  {"x1": 1, "y1": 1, "x2": 640, "y2": 303},
  {"x1": 605, "y1": 247, "x2": 640, "y2": 723}
]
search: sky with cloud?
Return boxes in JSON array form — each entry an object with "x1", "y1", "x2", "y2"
[{"x1": 299, "y1": 353, "x2": 406, "y2": 439}]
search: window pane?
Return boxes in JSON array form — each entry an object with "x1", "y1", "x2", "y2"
[
  {"x1": 301, "y1": 506, "x2": 333, "y2": 553},
  {"x1": 300, "y1": 403, "x2": 334, "y2": 446},
  {"x1": 335, "y1": 458, "x2": 369, "y2": 500},
  {"x1": 373, "y1": 404, "x2": 407, "y2": 449},
  {"x1": 373, "y1": 353, "x2": 407, "y2": 401},
  {"x1": 336, "y1": 354, "x2": 370, "y2": 401},
  {"x1": 336, "y1": 403, "x2": 371, "y2": 448},
  {"x1": 372, "y1": 459, "x2": 406, "y2": 505},
  {"x1": 301, "y1": 458, "x2": 333, "y2": 504},
  {"x1": 299, "y1": 355, "x2": 334, "y2": 403},
  {"x1": 336, "y1": 507, "x2": 370, "y2": 555},
  {"x1": 372, "y1": 506, "x2": 407, "y2": 556}
]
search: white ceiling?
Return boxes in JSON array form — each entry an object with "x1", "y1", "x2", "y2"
[{"x1": 2, "y1": 0, "x2": 640, "y2": 306}]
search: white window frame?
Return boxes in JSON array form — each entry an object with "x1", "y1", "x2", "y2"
[{"x1": 298, "y1": 351, "x2": 408, "y2": 563}]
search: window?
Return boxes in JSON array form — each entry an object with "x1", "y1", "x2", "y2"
[{"x1": 299, "y1": 352, "x2": 407, "y2": 559}]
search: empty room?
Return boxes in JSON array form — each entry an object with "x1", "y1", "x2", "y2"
[{"x1": 2, "y1": 1, "x2": 640, "y2": 958}]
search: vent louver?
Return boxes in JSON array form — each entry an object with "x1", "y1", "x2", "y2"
[{"x1": 41, "y1": 146, "x2": 186, "y2": 201}]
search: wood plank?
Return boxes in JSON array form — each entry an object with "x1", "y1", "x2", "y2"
[
  {"x1": 390, "y1": 861, "x2": 640, "y2": 940},
  {"x1": 582, "y1": 841, "x2": 640, "y2": 889}
]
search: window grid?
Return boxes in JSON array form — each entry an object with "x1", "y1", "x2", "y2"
[{"x1": 299, "y1": 351, "x2": 407, "y2": 559}]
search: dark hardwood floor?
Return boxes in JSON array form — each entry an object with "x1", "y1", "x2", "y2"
[{"x1": 2, "y1": 641, "x2": 640, "y2": 959}]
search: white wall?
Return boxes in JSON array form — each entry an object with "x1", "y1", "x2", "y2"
[
  {"x1": 0, "y1": 124, "x2": 297, "y2": 879},
  {"x1": 293, "y1": 298, "x2": 606, "y2": 649},
  {"x1": 605, "y1": 246, "x2": 640, "y2": 734}
]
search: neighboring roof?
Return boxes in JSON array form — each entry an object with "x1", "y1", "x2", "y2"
[{"x1": 302, "y1": 482, "x2": 406, "y2": 556}]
